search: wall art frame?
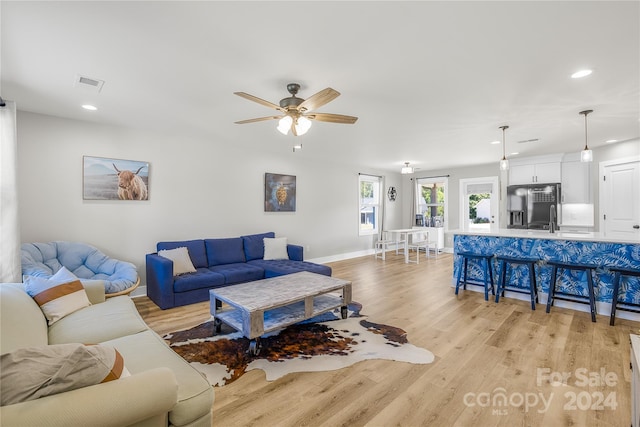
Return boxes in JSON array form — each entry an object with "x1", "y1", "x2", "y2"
[
  {"x1": 264, "y1": 172, "x2": 296, "y2": 212},
  {"x1": 83, "y1": 156, "x2": 150, "y2": 201}
]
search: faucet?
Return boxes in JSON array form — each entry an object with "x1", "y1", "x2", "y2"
[{"x1": 549, "y1": 204, "x2": 556, "y2": 233}]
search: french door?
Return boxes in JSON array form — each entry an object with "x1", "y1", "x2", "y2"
[{"x1": 459, "y1": 177, "x2": 499, "y2": 231}]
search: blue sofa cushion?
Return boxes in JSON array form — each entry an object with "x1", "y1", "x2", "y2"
[
  {"x1": 241, "y1": 232, "x2": 275, "y2": 261},
  {"x1": 157, "y1": 240, "x2": 207, "y2": 269},
  {"x1": 173, "y1": 268, "x2": 225, "y2": 293},
  {"x1": 248, "y1": 259, "x2": 332, "y2": 278},
  {"x1": 205, "y1": 238, "x2": 246, "y2": 266},
  {"x1": 208, "y1": 263, "x2": 264, "y2": 285}
]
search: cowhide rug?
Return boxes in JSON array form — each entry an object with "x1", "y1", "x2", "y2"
[{"x1": 163, "y1": 303, "x2": 434, "y2": 386}]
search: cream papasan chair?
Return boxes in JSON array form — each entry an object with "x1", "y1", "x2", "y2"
[{"x1": 21, "y1": 241, "x2": 139, "y2": 297}]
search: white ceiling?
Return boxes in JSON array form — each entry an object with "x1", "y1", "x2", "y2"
[{"x1": 2, "y1": 1, "x2": 639, "y2": 173}]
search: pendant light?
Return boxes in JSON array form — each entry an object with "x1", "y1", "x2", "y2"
[
  {"x1": 401, "y1": 162, "x2": 414, "y2": 174},
  {"x1": 579, "y1": 109, "x2": 593, "y2": 162},
  {"x1": 499, "y1": 125, "x2": 509, "y2": 171}
]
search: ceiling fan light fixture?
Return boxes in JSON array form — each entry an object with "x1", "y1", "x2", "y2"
[
  {"x1": 235, "y1": 83, "x2": 357, "y2": 137},
  {"x1": 295, "y1": 116, "x2": 312, "y2": 136},
  {"x1": 277, "y1": 115, "x2": 293, "y2": 135}
]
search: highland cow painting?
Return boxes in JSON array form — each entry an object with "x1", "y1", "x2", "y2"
[{"x1": 83, "y1": 156, "x2": 149, "y2": 200}]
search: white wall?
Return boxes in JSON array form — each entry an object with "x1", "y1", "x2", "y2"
[{"x1": 16, "y1": 111, "x2": 403, "y2": 288}]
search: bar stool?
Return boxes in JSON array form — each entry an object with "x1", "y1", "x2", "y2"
[
  {"x1": 495, "y1": 255, "x2": 539, "y2": 310},
  {"x1": 609, "y1": 266, "x2": 640, "y2": 326},
  {"x1": 545, "y1": 261, "x2": 598, "y2": 322},
  {"x1": 455, "y1": 252, "x2": 495, "y2": 301}
]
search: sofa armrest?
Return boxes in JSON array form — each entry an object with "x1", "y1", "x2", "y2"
[
  {"x1": 287, "y1": 244, "x2": 304, "y2": 261},
  {"x1": 81, "y1": 279, "x2": 107, "y2": 304},
  {"x1": 0, "y1": 368, "x2": 178, "y2": 427},
  {"x1": 146, "y1": 253, "x2": 175, "y2": 310}
]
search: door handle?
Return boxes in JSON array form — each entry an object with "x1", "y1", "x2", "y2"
[{"x1": 634, "y1": 225, "x2": 640, "y2": 229}]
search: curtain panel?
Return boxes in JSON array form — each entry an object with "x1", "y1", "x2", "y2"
[{"x1": 0, "y1": 101, "x2": 21, "y2": 282}]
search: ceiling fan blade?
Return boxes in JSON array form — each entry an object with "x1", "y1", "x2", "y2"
[
  {"x1": 234, "y1": 116, "x2": 281, "y2": 124},
  {"x1": 234, "y1": 92, "x2": 283, "y2": 111},
  {"x1": 298, "y1": 88, "x2": 340, "y2": 112},
  {"x1": 307, "y1": 113, "x2": 358, "y2": 124}
]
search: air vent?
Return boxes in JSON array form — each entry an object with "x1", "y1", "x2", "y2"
[
  {"x1": 517, "y1": 138, "x2": 540, "y2": 144},
  {"x1": 74, "y1": 75, "x2": 105, "y2": 92}
]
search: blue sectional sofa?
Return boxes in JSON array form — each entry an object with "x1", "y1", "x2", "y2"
[{"x1": 146, "y1": 232, "x2": 331, "y2": 309}]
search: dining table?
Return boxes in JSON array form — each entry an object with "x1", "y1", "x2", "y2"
[{"x1": 384, "y1": 228, "x2": 428, "y2": 264}]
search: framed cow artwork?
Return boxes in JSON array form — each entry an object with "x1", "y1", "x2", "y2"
[{"x1": 83, "y1": 156, "x2": 149, "y2": 201}]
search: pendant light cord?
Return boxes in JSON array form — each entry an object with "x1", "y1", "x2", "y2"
[
  {"x1": 500, "y1": 125, "x2": 509, "y2": 160},
  {"x1": 580, "y1": 109, "x2": 593, "y2": 150}
]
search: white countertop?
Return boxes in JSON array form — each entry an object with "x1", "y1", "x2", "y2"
[{"x1": 451, "y1": 228, "x2": 640, "y2": 245}]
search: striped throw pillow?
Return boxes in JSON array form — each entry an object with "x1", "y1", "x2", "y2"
[{"x1": 24, "y1": 267, "x2": 91, "y2": 325}]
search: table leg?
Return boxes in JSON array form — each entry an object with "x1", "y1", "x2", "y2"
[
  {"x1": 341, "y1": 305, "x2": 348, "y2": 319},
  {"x1": 404, "y1": 233, "x2": 409, "y2": 263}
]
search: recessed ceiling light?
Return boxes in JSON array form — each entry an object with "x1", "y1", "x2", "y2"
[
  {"x1": 510, "y1": 152, "x2": 520, "y2": 156},
  {"x1": 490, "y1": 140, "x2": 500, "y2": 145},
  {"x1": 606, "y1": 139, "x2": 618, "y2": 143},
  {"x1": 571, "y1": 69, "x2": 592, "y2": 79},
  {"x1": 82, "y1": 104, "x2": 97, "y2": 111}
]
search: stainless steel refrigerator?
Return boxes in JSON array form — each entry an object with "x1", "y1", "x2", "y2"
[{"x1": 507, "y1": 183, "x2": 561, "y2": 230}]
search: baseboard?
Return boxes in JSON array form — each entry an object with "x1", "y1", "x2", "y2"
[
  {"x1": 130, "y1": 285, "x2": 146, "y2": 298},
  {"x1": 307, "y1": 249, "x2": 375, "y2": 264}
]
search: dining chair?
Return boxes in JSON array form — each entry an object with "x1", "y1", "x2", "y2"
[{"x1": 407, "y1": 230, "x2": 431, "y2": 264}]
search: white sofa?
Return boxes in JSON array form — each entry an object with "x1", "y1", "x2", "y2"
[{"x1": 0, "y1": 282, "x2": 214, "y2": 427}]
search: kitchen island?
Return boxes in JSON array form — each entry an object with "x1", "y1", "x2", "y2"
[{"x1": 452, "y1": 228, "x2": 640, "y2": 317}]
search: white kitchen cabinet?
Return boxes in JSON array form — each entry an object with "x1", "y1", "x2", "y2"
[
  {"x1": 631, "y1": 334, "x2": 640, "y2": 427},
  {"x1": 509, "y1": 161, "x2": 561, "y2": 185},
  {"x1": 561, "y1": 161, "x2": 591, "y2": 203}
]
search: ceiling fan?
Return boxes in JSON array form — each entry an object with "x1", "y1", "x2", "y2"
[{"x1": 234, "y1": 83, "x2": 358, "y2": 136}]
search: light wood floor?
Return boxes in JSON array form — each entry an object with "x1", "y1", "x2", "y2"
[{"x1": 134, "y1": 252, "x2": 640, "y2": 427}]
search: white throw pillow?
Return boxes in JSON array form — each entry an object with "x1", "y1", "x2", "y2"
[
  {"x1": 158, "y1": 247, "x2": 197, "y2": 275},
  {"x1": 24, "y1": 267, "x2": 92, "y2": 326},
  {"x1": 263, "y1": 237, "x2": 289, "y2": 260},
  {"x1": 0, "y1": 343, "x2": 128, "y2": 405}
]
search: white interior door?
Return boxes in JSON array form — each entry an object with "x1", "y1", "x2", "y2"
[
  {"x1": 460, "y1": 177, "x2": 499, "y2": 231},
  {"x1": 600, "y1": 158, "x2": 640, "y2": 239}
]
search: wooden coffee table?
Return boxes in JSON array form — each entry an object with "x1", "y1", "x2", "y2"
[{"x1": 209, "y1": 271, "x2": 352, "y2": 354}]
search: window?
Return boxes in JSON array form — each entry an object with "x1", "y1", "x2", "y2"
[
  {"x1": 359, "y1": 175, "x2": 381, "y2": 235},
  {"x1": 416, "y1": 177, "x2": 448, "y2": 228}
]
